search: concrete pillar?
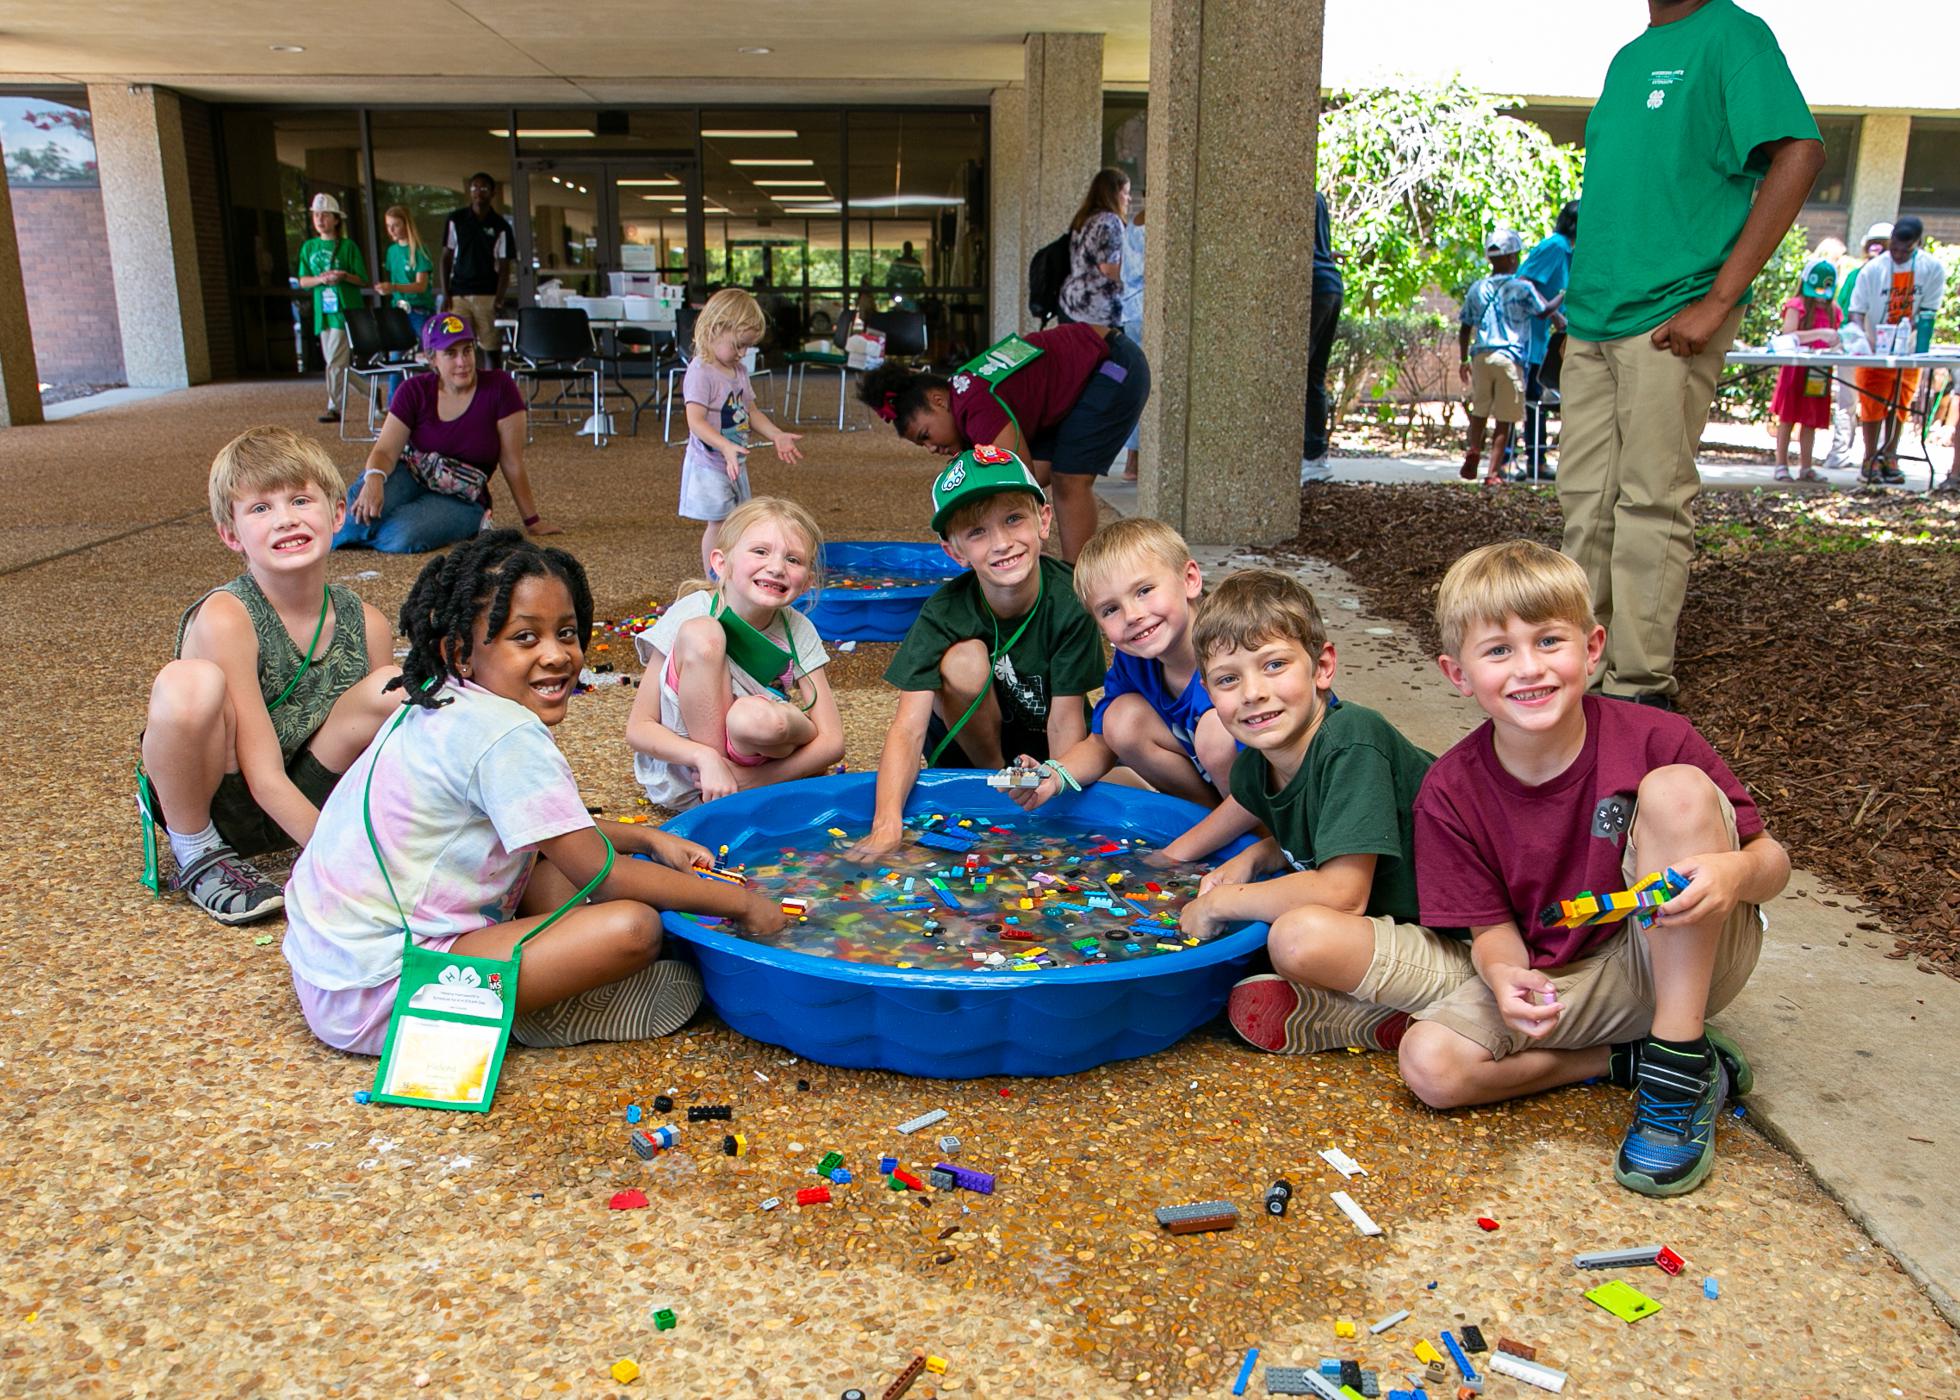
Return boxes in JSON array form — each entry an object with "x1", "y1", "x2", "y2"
[
  {"x1": 1139, "y1": 0, "x2": 1322, "y2": 545},
  {"x1": 989, "y1": 85, "x2": 1027, "y2": 342},
  {"x1": 89, "y1": 82, "x2": 211, "y2": 389},
  {"x1": 0, "y1": 137, "x2": 47, "y2": 427},
  {"x1": 1847, "y1": 114, "x2": 1911, "y2": 244},
  {"x1": 1021, "y1": 31, "x2": 1105, "y2": 319}
]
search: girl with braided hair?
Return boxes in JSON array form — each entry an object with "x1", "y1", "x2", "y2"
[
  {"x1": 856, "y1": 319, "x2": 1147, "y2": 564},
  {"x1": 282, "y1": 530, "x2": 786, "y2": 1055}
]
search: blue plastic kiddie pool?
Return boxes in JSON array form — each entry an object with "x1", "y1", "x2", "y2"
[
  {"x1": 656, "y1": 770, "x2": 1267, "y2": 1078},
  {"x1": 792, "y1": 541, "x2": 962, "y2": 643}
]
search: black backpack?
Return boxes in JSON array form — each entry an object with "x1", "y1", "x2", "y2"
[{"x1": 1027, "y1": 231, "x2": 1071, "y2": 325}]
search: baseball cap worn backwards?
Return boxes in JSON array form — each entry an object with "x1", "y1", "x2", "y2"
[
  {"x1": 1485, "y1": 228, "x2": 1523, "y2": 257},
  {"x1": 930, "y1": 445, "x2": 1046, "y2": 536}
]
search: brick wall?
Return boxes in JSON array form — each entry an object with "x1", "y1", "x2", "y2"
[
  {"x1": 178, "y1": 96, "x2": 235, "y2": 381},
  {"x1": 11, "y1": 185, "x2": 125, "y2": 384}
]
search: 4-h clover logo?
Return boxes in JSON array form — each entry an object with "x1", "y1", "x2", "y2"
[
  {"x1": 1647, "y1": 90, "x2": 1665, "y2": 110},
  {"x1": 438, "y1": 965, "x2": 482, "y2": 989}
]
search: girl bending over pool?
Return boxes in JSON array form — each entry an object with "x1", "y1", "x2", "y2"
[
  {"x1": 627, "y1": 496, "x2": 845, "y2": 808},
  {"x1": 282, "y1": 530, "x2": 785, "y2": 1055}
]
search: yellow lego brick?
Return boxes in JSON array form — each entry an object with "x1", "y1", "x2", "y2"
[
  {"x1": 610, "y1": 1359, "x2": 641, "y2": 1384},
  {"x1": 1335, "y1": 1319, "x2": 1356, "y2": 1339},
  {"x1": 1414, "y1": 1340, "x2": 1443, "y2": 1365},
  {"x1": 924, "y1": 1357, "x2": 948, "y2": 1375}
]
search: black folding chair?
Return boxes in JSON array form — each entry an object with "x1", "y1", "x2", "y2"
[
  {"x1": 513, "y1": 307, "x2": 614, "y2": 447},
  {"x1": 341, "y1": 307, "x2": 405, "y2": 442},
  {"x1": 663, "y1": 306, "x2": 703, "y2": 444},
  {"x1": 787, "y1": 311, "x2": 858, "y2": 429}
]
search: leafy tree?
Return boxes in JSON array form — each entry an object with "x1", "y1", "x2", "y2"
[{"x1": 4, "y1": 103, "x2": 98, "y2": 186}]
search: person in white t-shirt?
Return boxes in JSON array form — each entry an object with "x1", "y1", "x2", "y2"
[
  {"x1": 627, "y1": 496, "x2": 845, "y2": 809},
  {"x1": 283, "y1": 531, "x2": 785, "y2": 1056}
]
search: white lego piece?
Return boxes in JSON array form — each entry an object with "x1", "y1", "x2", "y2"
[
  {"x1": 1487, "y1": 1352, "x2": 1566, "y2": 1393},
  {"x1": 1319, "y1": 1147, "x2": 1366, "y2": 1178},
  {"x1": 895, "y1": 1108, "x2": 949, "y2": 1135},
  {"x1": 1330, "y1": 1190, "x2": 1382, "y2": 1236}
]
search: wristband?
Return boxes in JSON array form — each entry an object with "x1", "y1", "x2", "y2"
[
  {"x1": 362, "y1": 468, "x2": 387, "y2": 483},
  {"x1": 523, "y1": 513, "x2": 542, "y2": 527},
  {"x1": 1038, "y1": 758, "x2": 1081, "y2": 793}
]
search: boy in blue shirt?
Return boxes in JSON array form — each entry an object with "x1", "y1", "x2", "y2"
[
  {"x1": 1459, "y1": 229, "x2": 1561, "y2": 485},
  {"x1": 1009, "y1": 518, "x2": 1238, "y2": 813}
]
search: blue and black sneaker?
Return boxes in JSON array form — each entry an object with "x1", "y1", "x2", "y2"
[{"x1": 1615, "y1": 1042, "x2": 1729, "y2": 1197}]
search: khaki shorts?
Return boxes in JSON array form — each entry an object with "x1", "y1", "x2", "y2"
[
  {"x1": 1415, "y1": 792, "x2": 1764, "y2": 1060},
  {"x1": 1468, "y1": 351, "x2": 1526, "y2": 422},
  {"x1": 1352, "y1": 918, "x2": 1478, "y2": 1012},
  {"x1": 451, "y1": 295, "x2": 500, "y2": 353}
]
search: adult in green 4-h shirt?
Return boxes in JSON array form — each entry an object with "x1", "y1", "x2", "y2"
[
  {"x1": 1560, "y1": 0, "x2": 1822, "y2": 708},
  {"x1": 295, "y1": 192, "x2": 369, "y2": 425}
]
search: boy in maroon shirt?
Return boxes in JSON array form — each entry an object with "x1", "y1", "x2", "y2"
[{"x1": 1409, "y1": 540, "x2": 1789, "y2": 1196}]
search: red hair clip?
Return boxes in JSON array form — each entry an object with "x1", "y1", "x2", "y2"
[{"x1": 875, "y1": 389, "x2": 899, "y2": 423}]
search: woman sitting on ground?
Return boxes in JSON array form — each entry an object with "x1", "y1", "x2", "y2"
[{"x1": 334, "y1": 313, "x2": 558, "y2": 554}]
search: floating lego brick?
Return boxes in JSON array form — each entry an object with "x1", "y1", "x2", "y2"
[
  {"x1": 916, "y1": 829, "x2": 977, "y2": 853},
  {"x1": 937, "y1": 1135, "x2": 961, "y2": 1158},
  {"x1": 795, "y1": 1186, "x2": 832, "y2": 1206},
  {"x1": 781, "y1": 897, "x2": 809, "y2": 918},
  {"x1": 881, "y1": 1353, "x2": 927, "y2": 1400},
  {"x1": 1330, "y1": 1191, "x2": 1382, "y2": 1236},
  {"x1": 934, "y1": 1163, "x2": 995, "y2": 1194},
  {"x1": 987, "y1": 766, "x2": 1044, "y2": 789},
  {"x1": 1486, "y1": 1351, "x2": 1566, "y2": 1393},
  {"x1": 1495, "y1": 1338, "x2": 1535, "y2": 1361},
  {"x1": 1460, "y1": 1325, "x2": 1485, "y2": 1353},
  {"x1": 693, "y1": 863, "x2": 748, "y2": 886},
  {"x1": 1265, "y1": 1179, "x2": 1293, "y2": 1216},
  {"x1": 1264, "y1": 1367, "x2": 1343, "y2": 1398},
  {"x1": 1233, "y1": 1347, "x2": 1260, "y2": 1396},
  {"x1": 1369, "y1": 1310, "x2": 1409, "y2": 1335},
  {"x1": 895, "y1": 1108, "x2": 948, "y2": 1135},
  {"x1": 652, "y1": 1308, "x2": 676, "y2": 1331},
  {"x1": 687, "y1": 1104, "x2": 731, "y2": 1122},
  {"x1": 927, "y1": 1168, "x2": 956, "y2": 1191}
]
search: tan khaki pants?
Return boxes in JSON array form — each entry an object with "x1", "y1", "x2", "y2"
[
  {"x1": 320, "y1": 327, "x2": 351, "y2": 413},
  {"x1": 1556, "y1": 309, "x2": 1743, "y2": 697}
]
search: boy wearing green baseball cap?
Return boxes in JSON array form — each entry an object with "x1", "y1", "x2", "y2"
[{"x1": 851, "y1": 446, "x2": 1107, "y2": 859}]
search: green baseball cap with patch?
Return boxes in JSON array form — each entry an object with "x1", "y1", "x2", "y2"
[{"x1": 929, "y1": 444, "x2": 1046, "y2": 535}]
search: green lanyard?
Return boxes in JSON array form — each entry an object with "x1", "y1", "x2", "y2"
[
  {"x1": 362, "y1": 692, "x2": 615, "y2": 950},
  {"x1": 269, "y1": 586, "x2": 332, "y2": 711},
  {"x1": 927, "y1": 574, "x2": 1043, "y2": 765}
]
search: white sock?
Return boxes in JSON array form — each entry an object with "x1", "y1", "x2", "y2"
[{"x1": 168, "y1": 821, "x2": 225, "y2": 868}]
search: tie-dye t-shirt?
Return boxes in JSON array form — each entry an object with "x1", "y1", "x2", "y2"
[{"x1": 284, "y1": 681, "x2": 594, "y2": 998}]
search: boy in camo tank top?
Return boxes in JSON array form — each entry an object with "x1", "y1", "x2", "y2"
[{"x1": 140, "y1": 428, "x2": 400, "y2": 925}]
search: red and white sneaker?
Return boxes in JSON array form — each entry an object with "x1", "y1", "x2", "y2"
[{"x1": 1227, "y1": 974, "x2": 1409, "y2": 1055}]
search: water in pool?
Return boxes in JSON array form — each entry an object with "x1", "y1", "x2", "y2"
[{"x1": 684, "y1": 810, "x2": 1223, "y2": 972}]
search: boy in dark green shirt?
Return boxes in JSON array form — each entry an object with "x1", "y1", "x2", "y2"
[
  {"x1": 854, "y1": 447, "x2": 1106, "y2": 859},
  {"x1": 1170, "y1": 569, "x2": 1473, "y2": 1057}
]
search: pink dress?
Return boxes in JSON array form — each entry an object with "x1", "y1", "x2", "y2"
[{"x1": 1769, "y1": 296, "x2": 1840, "y2": 429}]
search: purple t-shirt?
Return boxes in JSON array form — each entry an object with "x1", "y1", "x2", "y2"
[
  {"x1": 1413, "y1": 695, "x2": 1763, "y2": 968},
  {"x1": 387, "y1": 369, "x2": 526, "y2": 471}
]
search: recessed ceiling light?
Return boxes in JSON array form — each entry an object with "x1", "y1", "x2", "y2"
[
  {"x1": 752, "y1": 179, "x2": 826, "y2": 187},
  {"x1": 736, "y1": 47, "x2": 772, "y2": 55},
  {"x1": 730, "y1": 158, "x2": 814, "y2": 167},
  {"x1": 771, "y1": 195, "x2": 831, "y2": 203},
  {"x1": 702, "y1": 128, "x2": 795, "y2": 139},
  {"x1": 487, "y1": 128, "x2": 595, "y2": 139},
  {"x1": 269, "y1": 43, "x2": 306, "y2": 53},
  {"x1": 644, "y1": 194, "x2": 688, "y2": 202},
  {"x1": 617, "y1": 178, "x2": 680, "y2": 187}
]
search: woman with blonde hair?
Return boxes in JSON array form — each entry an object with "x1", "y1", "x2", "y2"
[{"x1": 373, "y1": 205, "x2": 436, "y2": 339}]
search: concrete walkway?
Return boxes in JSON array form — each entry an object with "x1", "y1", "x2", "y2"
[{"x1": 1101, "y1": 503, "x2": 1960, "y2": 1330}]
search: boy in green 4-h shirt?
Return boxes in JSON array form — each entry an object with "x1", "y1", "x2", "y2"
[
  {"x1": 852, "y1": 447, "x2": 1106, "y2": 860},
  {"x1": 1560, "y1": 0, "x2": 1822, "y2": 708}
]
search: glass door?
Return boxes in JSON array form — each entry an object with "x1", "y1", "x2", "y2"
[{"x1": 514, "y1": 158, "x2": 701, "y2": 303}]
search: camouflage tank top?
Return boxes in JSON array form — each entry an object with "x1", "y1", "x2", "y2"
[{"x1": 176, "y1": 574, "x2": 370, "y2": 761}]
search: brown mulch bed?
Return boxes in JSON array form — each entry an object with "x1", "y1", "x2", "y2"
[{"x1": 1282, "y1": 481, "x2": 1960, "y2": 976}]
